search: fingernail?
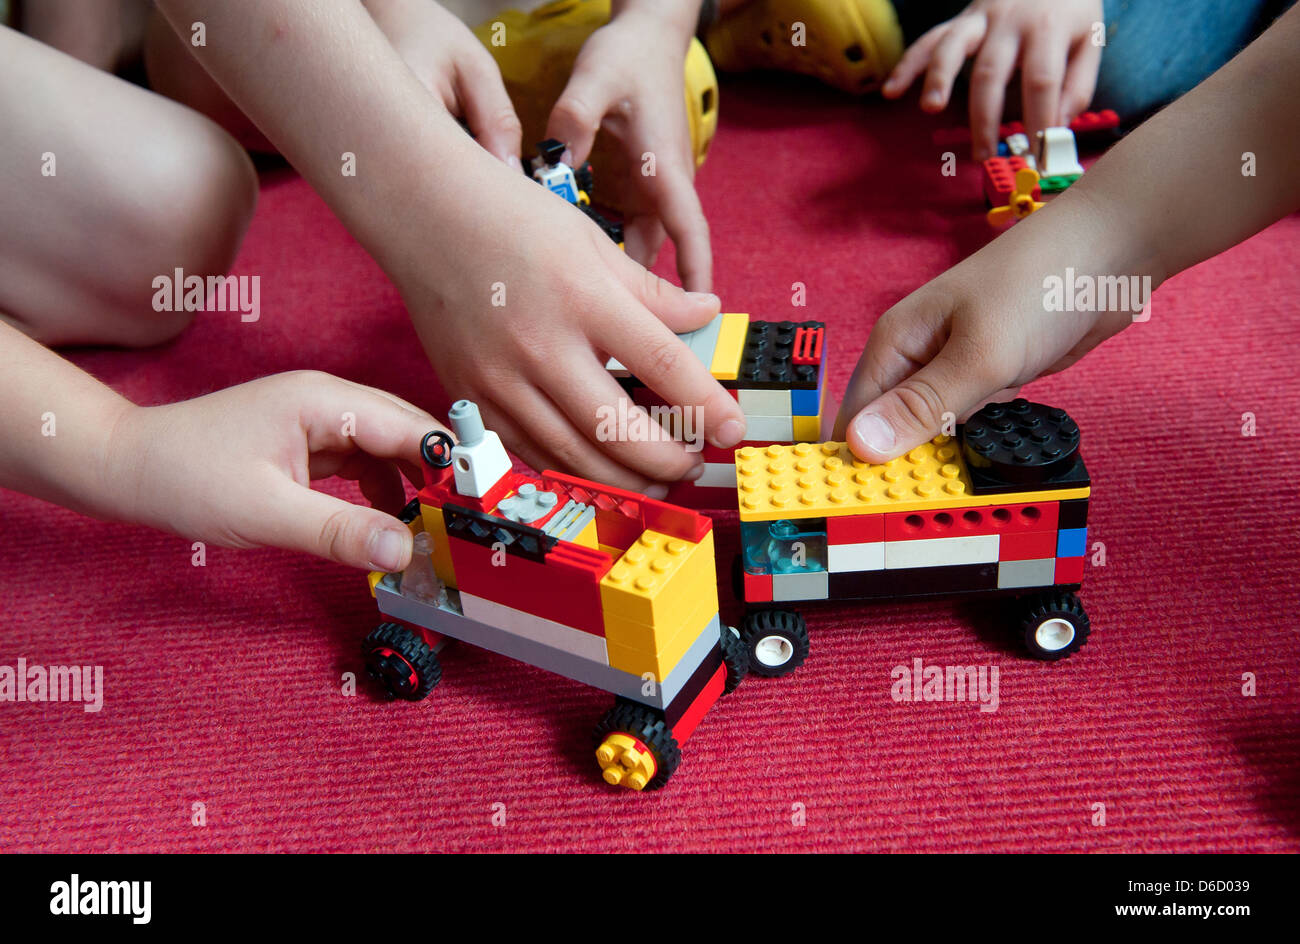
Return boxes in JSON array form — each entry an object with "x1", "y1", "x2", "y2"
[
  {"x1": 851, "y1": 412, "x2": 895, "y2": 457},
  {"x1": 883, "y1": 77, "x2": 899, "y2": 93},
  {"x1": 506, "y1": 154, "x2": 522, "y2": 171},
  {"x1": 687, "y1": 291, "x2": 721, "y2": 307},
  {"x1": 924, "y1": 90, "x2": 943, "y2": 108},
  {"x1": 644, "y1": 483, "x2": 670, "y2": 500},
  {"x1": 561, "y1": 148, "x2": 574, "y2": 166},
  {"x1": 368, "y1": 528, "x2": 408, "y2": 572},
  {"x1": 712, "y1": 418, "x2": 746, "y2": 449},
  {"x1": 680, "y1": 462, "x2": 705, "y2": 482}
]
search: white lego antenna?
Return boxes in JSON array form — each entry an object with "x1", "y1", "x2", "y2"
[{"x1": 448, "y1": 400, "x2": 512, "y2": 498}]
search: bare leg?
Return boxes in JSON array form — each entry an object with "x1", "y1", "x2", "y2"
[{"x1": 0, "y1": 26, "x2": 258, "y2": 346}]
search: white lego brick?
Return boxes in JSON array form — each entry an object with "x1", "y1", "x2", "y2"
[
  {"x1": 827, "y1": 541, "x2": 885, "y2": 573},
  {"x1": 695, "y1": 462, "x2": 738, "y2": 489},
  {"x1": 885, "y1": 534, "x2": 1000, "y2": 569},
  {"x1": 738, "y1": 388, "x2": 792, "y2": 416},
  {"x1": 450, "y1": 431, "x2": 512, "y2": 498},
  {"x1": 744, "y1": 414, "x2": 794, "y2": 441},
  {"x1": 1036, "y1": 127, "x2": 1083, "y2": 178},
  {"x1": 997, "y1": 558, "x2": 1057, "y2": 589},
  {"x1": 1005, "y1": 132, "x2": 1032, "y2": 159},
  {"x1": 772, "y1": 570, "x2": 829, "y2": 602},
  {"x1": 460, "y1": 591, "x2": 608, "y2": 665},
  {"x1": 605, "y1": 355, "x2": 630, "y2": 378}
]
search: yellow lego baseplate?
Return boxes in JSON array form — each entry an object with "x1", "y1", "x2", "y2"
[{"x1": 736, "y1": 437, "x2": 1090, "y2": 521}]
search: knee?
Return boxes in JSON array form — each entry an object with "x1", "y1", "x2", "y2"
[{"x1": 105, "y1": 115, "x2": 259, "y2": 347}]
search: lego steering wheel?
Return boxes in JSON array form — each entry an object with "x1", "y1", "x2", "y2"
[{"x1": 420, "y1": 430, "x2": 454, "y2": 468}]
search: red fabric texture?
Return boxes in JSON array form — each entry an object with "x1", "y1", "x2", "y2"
[{"x1": 2, "y1": 76, "x2": 1297, "y2": 852}]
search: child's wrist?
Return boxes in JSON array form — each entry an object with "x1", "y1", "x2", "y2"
[{"x1": 611, "y1": 0, "x2": 701, "y2": 46}]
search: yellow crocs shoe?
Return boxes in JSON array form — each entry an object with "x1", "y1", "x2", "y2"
[
  {"x1": 474, "y1": 0, "x2": 718, "y2": 195},
  {"x1": 704, "y1": 0, "x2": 903, "y2": 94}
]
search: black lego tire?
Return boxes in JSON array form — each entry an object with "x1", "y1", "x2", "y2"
[
  {"x1": 740, "y1": 609, "x2": 810, "y2": 677},
  {"x1": 719, "y1": 624, "x2": 749, "y2": 694},
  {"x1": 362, "y1": 622, "x2": 441, "y2": 700},
  {"x1": 1017, "y1": 591, "x2": 1091, "y2": 661},
  {"x1": 593, "y1": 702, "x2": 681, "y2": 790}
]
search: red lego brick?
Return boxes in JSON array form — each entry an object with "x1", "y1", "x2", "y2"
[
  {"x1": 669, "y1": 663, "x2": 726, "y2": 744},
  {"x1": 826, "y1": 513, "x2": 885, "y2": 545},
  {"x1": 792, "y1": 326, "x2": 824, "y2": 366},
  {"x1": 1070, "y1": 109, "x2": 1119, "y2": 135},
  {"x1": 999, "y1": 530, "x2": 1060, "y2": 562},
  {"x1": 743, "y1": 570, "x2": 773, "y2": 602},
  {"x1": 1055, "y1": 556, "x2": 1086, "y2": 585},
  {"x1": 542, "y1": 470, "x2": 712, "y2": 544},
  {"x1": 983, "y1": 156, "x2": 1040, "y2": 206},
  {"x1": 421, "y1": 468, "x2": 525, "y2": 516},
  {"x1": 447, "y1": 534, "x2": 609, "y2": 636},
  {"x1": 886, "y1": 501, "x2": 1060, "y2": 541}
]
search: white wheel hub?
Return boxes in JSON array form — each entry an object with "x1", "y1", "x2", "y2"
[
  {"x1": 1035, "y1": 617, "x2": 1076, "y2": 652},
  {"x1": 754, "y1": 634, "x2": 794, "y2": 667}
]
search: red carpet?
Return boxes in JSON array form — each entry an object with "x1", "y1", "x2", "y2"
[{"x1": 2, "y1": 75, "x2": 1298, "y2": 852}]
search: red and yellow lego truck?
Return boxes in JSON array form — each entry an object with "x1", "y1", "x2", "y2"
[
  {"x1": 732, "y1": 399, "x2": 1093, "y2": 675},
  {"x1": 362, "y1": 400, "x2": 746, "y2": 791}
]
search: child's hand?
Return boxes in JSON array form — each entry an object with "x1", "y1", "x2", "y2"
[
  {"x1": 882, "y1": 0, "x2": 1103, "y2": 160},
  {"x1": 397, "y1": 157, "x2": 746, "y2": 494},
  {"x1": 109, "y1": 371, "x2": 442, "y2": 572},
  {"x1": 833, "y1": 195, "x2": 1136, "y2": 462},
  {"x1": 364, "y1": 0, "x2": 523, "y2": 166},
  {"x1": 545, "y1": 3, "x2": 712, "y2": 289}
]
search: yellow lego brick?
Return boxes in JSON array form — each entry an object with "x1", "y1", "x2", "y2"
[
  {"x1": 600, "y1": 530, "x2": 716, "y2": 629},
  {"x1": 736, "y1": 438, "x2": 1090, "y2": 522},
  {"x1": 792, "y1": 414, "x2": 821, "y2": 442},
  {"x1": 602, "y1": 584, "x2": 718, "y2": 655},
  {"x1": 367, "y1": 570, "x2": 384, "y2": 598},
  {"x1": 419, "y1": 502, "x2": 457, "y2": 589},
  {"x1": 710, "y1": 312, "x2": 749, "y2": 380},
  {"x1": 606, "y1": 614, "x2": 708, "y2": 682}
]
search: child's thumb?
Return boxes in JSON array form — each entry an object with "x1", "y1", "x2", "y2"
[
  {"x1": 842, "y1": 340, "x2": 993, "y2": 464},
  {"x1": 267, "y1": 483, "x2": 414, "y2": 572}
]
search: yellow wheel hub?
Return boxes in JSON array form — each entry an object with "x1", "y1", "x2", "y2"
[{"x1": 595, "y1": 733, "x2": 657, "y2": 791}]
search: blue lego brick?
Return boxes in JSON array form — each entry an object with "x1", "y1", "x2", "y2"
[
  {"x1": 791, "y1": 375, "x2": 823, "y2": 417},
  {"x1": 1056, "y1": 527, "x2": 1087, "y2": 558}
]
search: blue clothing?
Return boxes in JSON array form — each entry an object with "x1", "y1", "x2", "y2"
[{"x1": 1096, "y1": 0, "x2": 1295, "y2": 119}]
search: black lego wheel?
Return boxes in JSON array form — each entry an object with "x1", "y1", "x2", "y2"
[
  {"x1": 362, "y1": 622, "x2": 441, "y2": 700},
  {"x1": 593, "y1": 702, "x2": 681, "y2": 791},
  {"x1": 1016, "y1": 591, "x2": 1091, "y2": 661},
  {"x1": 719, "y1": 624, "x2": 749, "y2": 694},
  {"x1": 740, "y1": 609, "x2": 810, "y2": 677}
]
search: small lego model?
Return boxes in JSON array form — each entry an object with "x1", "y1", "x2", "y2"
[
  {"x1": 1033, "y1": 127, "x2": 1085, "y2": 191},
  {"x1": 528, "y1": 138, "x2": 624, "y2": 246},
  {"x1": 608, "y1": 313, "x2": 828, "y2": 509},
  {"x1": 361, "y1": 400, "x2": 747, "y2": 791},
  {"x1": 986, "y1": 166, "x2": 1044, "y2": 227},
  {"x1": 733, "y1": 399, "x2": 1094, "y2": 676}
]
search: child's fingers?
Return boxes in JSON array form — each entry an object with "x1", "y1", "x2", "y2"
[
  {"x1": 655, "y1": 167, "x2": 713, "y2": 293},
  {"x1": 920, "y1": 16, "x2": 988, "y2": 111},
  {"x1": 453, "y1": 44, "x2": 523, "y2": 166},
  {"x1": 622, "y1": 215, "x2": 667, "y2": 271},
  {"x1": 592, "y1": 286, "x2": 746, "y2": 452},
  {"x1": 881, "y1": 24, "x2": 947, "y2": 98},
  {"x1": 287, "y1": 372, "x2": 442, "y2": 467},
  {"x1": 612, "y1": 254, "x2": 721, "y2": 335},
  {"x1": 546, "y1": 66, "x2": 612, "y2": 166},
  {"x1": 1019, "y1": 29, "x2": 1070, "y2": 142},
  {"x1": 1060, "y1": 36, "x2": 1103, "y2": 124},
  {"x1": 967, "y1": 26, "x2": 1021, "y2": 160},
  {"x1": 261, "y1": 479, "x2": 415, "y2": 572}
]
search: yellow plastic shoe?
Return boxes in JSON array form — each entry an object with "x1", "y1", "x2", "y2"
[
  {"x1": 704, "y1": 0, "x2": 903, "y2": 94},
  {"x1": 474, "y1": 0, "x2": 718, "y2": 197}
]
